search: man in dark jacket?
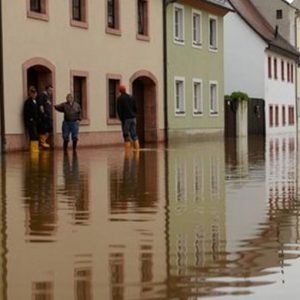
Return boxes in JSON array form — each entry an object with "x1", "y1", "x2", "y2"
[
  {"x1": 54, "y1": 93, "x2": 81, "y2": 152},
  {"x1": 116, "y1": 84, "x2": 139, "y2": 150},
  {"x1": 23, "y1": 86, "x2": 40, "y2": 153}
]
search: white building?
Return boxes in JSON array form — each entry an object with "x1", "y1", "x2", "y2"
[{"x1": 224, "y1": 0, "x2": 299, "y2": 135}]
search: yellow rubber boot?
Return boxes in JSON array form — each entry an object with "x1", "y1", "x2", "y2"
[
  {"x1": 124, "y1": 141, "x2": 131, "y2": 158},
  {"x1": 39, "y1": 134, "x2": 50, "y2": 148},
  {"x1": 133, "y1": 139, "x2": 140, "y2": 150},
  {"x1": 30, "y1": 141, "x2": 39, "y2": 153}
]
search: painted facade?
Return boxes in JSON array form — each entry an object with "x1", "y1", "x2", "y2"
[
  {"x1": 2, "y1": 0, "x2": 164, "y2": 151},
  {"x1": 224, "y1": 0, "x2": 299, "y2": 135},
  {"x1": 165, "y1": 1, "x2": 230, "y2": 140}
]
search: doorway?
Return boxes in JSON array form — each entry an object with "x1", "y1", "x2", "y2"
[{"x1": 131, "y1": 74, "x2": 158, "y2": 143}]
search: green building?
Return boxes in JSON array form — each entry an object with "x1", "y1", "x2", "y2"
[{"x1": 165, "y1": 0, "x2": 231, "y2": 140}]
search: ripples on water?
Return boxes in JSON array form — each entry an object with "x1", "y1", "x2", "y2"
[{"x1": 1, "y1": 134, "x2": 300, "y2": 299}]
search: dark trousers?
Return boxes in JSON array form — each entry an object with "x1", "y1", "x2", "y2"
[
  {"x1": 62, "y1": 121, "x2": 79, "y2": 142},
  {"x1": 26, "y1": 121, "x2": 39, "y2": 141}
]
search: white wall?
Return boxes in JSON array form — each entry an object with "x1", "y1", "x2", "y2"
[
  {"x1": 224, "y1": 12, "x2": 266, "y2": 98},
  {"x1": 265, "y1": 52, "x2": 297, "y2": 134}
]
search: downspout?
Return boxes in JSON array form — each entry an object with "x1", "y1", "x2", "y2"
[
  {"x1": 163, "y1": 0, "x2": 177, "y2": 143},
  {"x1": 163, "y1": 0, "x2": 169, "y2": 143},
  {"x1": 0, "y1": 0, "x2": 5, "y2": 153}
]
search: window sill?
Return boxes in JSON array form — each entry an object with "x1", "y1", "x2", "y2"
[
  {"x1": 209, "y1": 46, "x2": 218, "y2": 53},
  {"x1": 192, "y1": 42, "x2": 202, "y2": 49},
  {"x1": 27, "y1": 11, "x2": 49, "y2": 21},
  {"x1": 174, "y1": 39, "x2": 185, "y2": 45},
  {"x1": 107, "y1": 119, "x2": 121, "y2": 125},
  {"x1": 136, "y1": 34, "x2": 150, "y2": 42},
  {"x1": 106, "y1": 27, "x2": 121, "y2": 36},
  {"x1": 70, "y1": 19, "x2": 88, "y2": 29},
  {"x1": 175, "y1": 111, "x2": 186, "y2": 117},
  {"x1": 193, "y1": 112, "x2": 203, "y2": 117},
  {"x1": 209, "y1": 112, "x2": 219, "y2": 116}
]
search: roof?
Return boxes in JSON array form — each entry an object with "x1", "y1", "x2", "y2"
[{"x1": 228, "y1": 0, "x2": 300, "y2": 60}]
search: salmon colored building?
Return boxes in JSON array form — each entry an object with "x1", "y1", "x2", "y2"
[{"x1": 1, "y1": 0, "x2": 165, "y2": 151}]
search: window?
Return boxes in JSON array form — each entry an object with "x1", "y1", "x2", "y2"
[
  {"x1": 75, "y1": 268, "x2": 92, "y2": 300},
  {"x1": 71, "y1": 0, "x2": 88, "y2": 28},
  {"x1": 287, "y1": 62, "x2": 290, "y2": 82},
  {"x1": 288, "y1": 106, "x2": 295, "y2": 125},
  {"x1": 209, "y1": 82, "x2": 218, "y2": 115},
  {"x1": 276, "y1": 9, "x2": 283, "y2": 19},
  {"x1": 192, "y1": 10, "x2": 202, "y2": 47},
  {"x1": 274, "y1": 58, "x2": 277, "y2": 79},
  {"x1": 32, "y1": 282, "x2": 53, "y2": 300},
  {"x1": 193, "y1": 79, "x2": 203, "y2": 115},
  {"x1": 174, "y1": 4, "x2": 184, "y2": 43},
  {"x1": 107, "y1": 76, "x2": 121, "y2": 122},
  {"x1": 268, "y1": 56, "x2": 272, "y2": 78},
  {"x1": 275, "y1": 105, "x2": 279, "y2": 126},
  {"x1": 281, "y1": 59, "x2": 285, "y2": 81},
  {"x1": 209, "y1": 16, "x2": 217, "y2": 50},
  {"x1": 269, "y1": 105, "x2": 273, "y2": 127},
  {"x1": 27, "y1": 0, "x2": 48, "y2": 20},
  {"x1": 282, "y1": 105, "x2": 286, "y2": 126},
  {"x1": 174, "y1": 77, "x2": 185, "y2": 115},
  {"x1": 71, "y1": 71, "x2": 89, "y2": 123},
  {"x1": 107, "y1": 0, "x2": 120, "y2": 32},
  {"x1": 137, "y1": 0, "x2": 148, "y2": 37},
  {"x1": 291, "y1": 63, "x2": 294, "y2": 83}
]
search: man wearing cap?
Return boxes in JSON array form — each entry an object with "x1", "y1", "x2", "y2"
[
  {"x1": 117, "y1": 84, "x2": 140, "y2": 150},
  {"x1": 23, "y1": 86, "x2": 40, "y2": 153}
]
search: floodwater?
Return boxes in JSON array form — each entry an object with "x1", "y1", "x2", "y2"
[{"x1": 1, "y1": 134, "x2": 300, "y2": 300}]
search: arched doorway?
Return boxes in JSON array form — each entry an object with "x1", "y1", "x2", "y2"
[
  {"x1": 130, "y1": 71, "x2": 158, "y2": 143},
  {"x1": 23, "y1": 58, "x2": 55, "y2": 98}
]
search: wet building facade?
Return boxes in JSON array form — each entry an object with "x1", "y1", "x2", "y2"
[{"x1": 2, "y1": 1, "x2": 165, "y2": 151}]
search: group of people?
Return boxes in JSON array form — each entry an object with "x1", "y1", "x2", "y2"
[{"x1": 23, "y1": 83, "x2": 139, "y2": 153}]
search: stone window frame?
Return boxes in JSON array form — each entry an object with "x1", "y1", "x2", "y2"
[
  {"x1": 70, "y1": 0, "x2": 88, "y2": 29},
  {"x1": 27, "y1": 0, "x2": 49, "y2": 21},
  {"x1": 70, "y1": 70, "x2": 90, "y2": 125}
]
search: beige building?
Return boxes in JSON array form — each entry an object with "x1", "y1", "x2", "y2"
[{"x1": 2, "y1": 0, "x2": 164, "y2": 151}]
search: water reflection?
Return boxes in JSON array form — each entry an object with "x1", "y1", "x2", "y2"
[
  {"x1": 23, "y1": 151, "x2": 56, "y2": 242},
  {"x1": 1, "y1": 135, "x2": 300, "y2": 299}
]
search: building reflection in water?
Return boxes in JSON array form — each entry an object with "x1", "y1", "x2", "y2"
[
  {"x1": 23, "y1": 151, "x2": 57, "y2": 242},
  {"x1": 2, "y1": 134, "x2": 300, "y2": 299},
  {"x1": 61, "y1": 152, "x2": 90, "y2": 225},
  {"x1": 167, "y1": 138, "x2": 226, "y2": 297},
  {"x1": 108, "y1": 147, "x2": 166, "y2": 300}
]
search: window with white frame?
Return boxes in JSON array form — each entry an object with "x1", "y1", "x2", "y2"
[
  {"x1": 193, "y1": 79, "x2": 203, "y2": 115},
  {"x1": 174, "y1": 4, "x2": 184, "y2": 43},
  {"x1": 175, "y1": 77, "x2": 185, "y2": 115},
  {"x1": 209, "y1": 82, "x2": 218, "y2": 114},
  {"x1": 192, "y1": 10, "x2": 202, "y2": 46},
  {"x1": 209, "y1": 16, "x2": 217, "y2": 50}
]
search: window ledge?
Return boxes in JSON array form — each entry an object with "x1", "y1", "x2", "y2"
[
  {"x1": 107, "y1": 119, "x2": 121, "y2": 125},
  {"x1": 209, "y1": 112, "x2": 219, "y2": 116},
  {"x1": 175, "y1": 112, "x2": 186, "y2": 117},
  {"x1": 70, "y1": 19, "x2": 88, "y2": 29},
  {"x1": 27, "y1": 11, "x2": 49, "y2": 21},
  {"x1": 193, "y1": 112, "x2": 203, "y2": 117},
  {"x1": 136, "y1": 34, "x2": 150, "y2": 42},
  {"x1": 106, "y1": 27, "x2": 121, "y2": 36},
  {"x1": 80, "y1": 119, "x2": 90, "y2": 126}
]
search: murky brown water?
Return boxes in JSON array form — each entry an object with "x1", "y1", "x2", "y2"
[{"x1": 1, "y1": 134, "x2": 300, "y2": 299}]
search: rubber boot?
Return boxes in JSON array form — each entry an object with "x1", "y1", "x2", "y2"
[
  {"x1": 39, "y1": 134, "x2": 50, "y2": 149},
  {"x1": 133, "y1": 139, "x2": 140, "y2": 150},
  {"x1": 124, "y1": 141, "x2": 131, "y2": 159},
  {"x1": 30, "y1": 140, "x2": 39, "y2": 153},
  {"x1": 72, "y1": 139, "x2": 78, "y2": 152},
  {"x1": 63, "y1": 140, "x2": 69, "y2": 152}
]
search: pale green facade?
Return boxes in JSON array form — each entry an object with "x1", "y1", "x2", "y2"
[{"x1": 166, "y1": 2, "x2": 227, "y2": 139}]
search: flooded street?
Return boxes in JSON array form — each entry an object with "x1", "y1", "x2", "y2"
[{"x1": 1, "y1": 134, "x2": 300, "y2": 300}]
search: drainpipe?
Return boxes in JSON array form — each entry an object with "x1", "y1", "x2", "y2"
[
  {"x1": 0, "y1": 0, "x2": 5, "y2": 153},
  {"x1": 163, "y1": 0, "x2": 169, "y2": 143}
]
